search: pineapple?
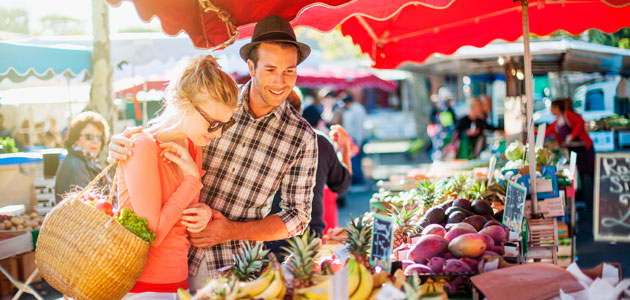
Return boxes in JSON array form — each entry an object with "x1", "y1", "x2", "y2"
[
  {"x1": 484, "y1": 180, "x2": 507, "y2": 204},
  {"x1": 388, "y1": 206, "x2": 420, "y2": 248},
  {"x1": 445, "y1": 173, "x2": 472, "y2": 199},
  {"x1": 467, "y1": 180, "x2": 485, "y2": 200},
  {"x1": 345, "y1": 213, "x2": 373, "y2": 263},
  {"x1": 417, "y1": 181, "x2": 440, "y2": 209},
  {"x1": 281, "y1": 230, "x2": 321, "y2": 289},
  {"x1": 232, "y1": 242, "x2": 269, "y2": 281}
]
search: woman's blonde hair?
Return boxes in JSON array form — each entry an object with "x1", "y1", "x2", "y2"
[{"x1": 147, "y1": 55, "x2": 239, "y2": 135}]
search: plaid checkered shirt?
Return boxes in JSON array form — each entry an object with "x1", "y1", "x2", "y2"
[{"x1": 188, "y1": 81, "x2": 318, "y2": 276}]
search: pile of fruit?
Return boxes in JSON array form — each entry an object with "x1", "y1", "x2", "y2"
[{"x1": 0, "y1": 212, "x2": 44, "y2": 231}]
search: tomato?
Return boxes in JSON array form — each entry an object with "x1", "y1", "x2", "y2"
[{"x1": 95, "y1": 201, "x2": 114, "y2": 216}]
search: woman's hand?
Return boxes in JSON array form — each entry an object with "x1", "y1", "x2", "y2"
[
  {"x1": 106, "y1": 126, "x2": 142, "y2": 163},
  {"x1": 181, "y1": 203, "x2": 213, "y2": 233},
  {"x1": 159, "y1": 142, "x2": 200, "y2": 180}
]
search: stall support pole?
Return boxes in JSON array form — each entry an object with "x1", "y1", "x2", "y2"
[{"x1": 521, "y1": 0, "x2": 539, "y2": 215}]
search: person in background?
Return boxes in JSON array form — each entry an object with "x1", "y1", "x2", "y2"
[
  {"x1": 451, "y1": 98, "x2": 494, "y2": 159},
  {"x1": 13, "y1": 120, "x2": 31, "y2": 149},
  {"x1": 320, "y1": 89, "x2": 343, "y2": 127},
  {"x1": 481, "y1": 95, "x2": 495, "y2": 128},
  {"x1": 545, "y1": 98, "x2": 595, "y2": 177},
  {"x1": 54, "y1": 112, "x2": 110, "y2": 202},
  {"x1": 265, "y1": 89, "x2": 352, "y2": 260},
  {"x1": 341, "y1": 92, "x2": 367, "y2": 185},
  {"x1": 46, "y1": 118, "x2": 64, "y2": 148}
]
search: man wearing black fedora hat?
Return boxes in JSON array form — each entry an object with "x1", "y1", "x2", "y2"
[{"x1": 107, "y1": 14, "x2": 318, "y2": 289}]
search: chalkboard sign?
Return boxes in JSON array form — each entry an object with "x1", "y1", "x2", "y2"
[
  {"x1": 594, "y1": 153, "x2": 630, "y2": 242},
  {"x1": 503, "y1": 180, "x2": 527, "y2": 232},
  {"x1": 369, "y1": 214, "x2": 394, "y2": 272}
]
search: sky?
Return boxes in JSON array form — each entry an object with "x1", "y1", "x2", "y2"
[{"x1": 0, "y1": 0, "x2": 163, "y2": 35}]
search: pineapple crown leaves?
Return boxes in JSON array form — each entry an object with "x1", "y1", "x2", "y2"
[
  {"x1": 416, "y1": 180, "x2": 441, "y2": 208},
  {"x1": 345, "y1": 213, "x2": 373, "y2": 259},
  {"x1": 232, "y1": 242, "x2": 270, "y2": 281},
  {"x1": 446, "y1": 173, "x2": 472, "y2": 198},
  {"x1": 466, "y1": 180, "x2": 486, "y2": 200},
  {"x1": 281, "y1": 229, "x2": 321, "y2": 285},
  {"x1": 388, "y1": 206, "x2": 420, "y2": 230}
]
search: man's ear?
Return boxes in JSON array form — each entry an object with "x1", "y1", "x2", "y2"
[{"x1": 247, "y1": 59, "x2": 256, "y2": 78}]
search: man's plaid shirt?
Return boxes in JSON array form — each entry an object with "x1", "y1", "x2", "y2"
[{"x1": 188, "y1": 81, "x2": 318, "y2": 276}]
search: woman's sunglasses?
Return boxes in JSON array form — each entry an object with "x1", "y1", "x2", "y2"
[
  {"x1": 81, "y1": 133, "x2": 104, "y2": 142},
  {"x1": 194, "y1": 106, "x2": 236, "y2": 133}
]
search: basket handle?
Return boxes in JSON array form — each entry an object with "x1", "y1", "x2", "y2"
[{"x1": 76, "y1": 161, "x2": 119, "y2": 205}]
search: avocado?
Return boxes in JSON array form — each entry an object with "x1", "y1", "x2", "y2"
[
  {"x1": 471, "y1": 199, "x2": 493, "y2": 216},
  {"x1": 452, "y1": 198, "x2": 472, "y2": 211},
  {"x1": 445, "y1": 206, "x2": 473, "y2": 217},
  {"x1": 447, "y1": 211, "x2": 467, "y2": 224}
]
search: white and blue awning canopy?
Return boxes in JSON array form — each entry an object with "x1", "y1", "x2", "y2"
[{"x1": 0, "y1": 41, "x2": 92, "y2": 83}]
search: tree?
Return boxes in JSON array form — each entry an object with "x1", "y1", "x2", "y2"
[
  {"x1": 589, "y1": 28, "x2": 630, "y2": 49},
  {"x1": 39, "y1": 14, "x2": 87, "y2": 35},
  {"x1": 296, "y1": 28, "x2": 367, "y2": 60},
  {"x1": 0, "y1": 8, "x2": 29, "y2": 34}
]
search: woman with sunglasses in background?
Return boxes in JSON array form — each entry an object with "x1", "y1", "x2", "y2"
[
  {"x1": 55, "y1": 111, "x2": 110, "y2": 203},
  {"x1": 117, "y1": 55, "x2": 239, "y2": 299}
]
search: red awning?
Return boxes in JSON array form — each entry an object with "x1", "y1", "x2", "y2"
[
  {"x1": 334, "y1": 0, "x2": 630, "y2": 69},
  {"x1": 109, "y1": 0, "x2": 630, "y2": 69},
  {"x1": 106, "y1": 0, "x2": 353, "y2": 49},
  {"x1": 106, "y1": 0, "x2": 452, "y2": 49}
]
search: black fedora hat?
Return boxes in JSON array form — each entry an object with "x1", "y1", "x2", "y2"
[{"x1": 239, "y1": 15, "x2": 311, "y2": 65}]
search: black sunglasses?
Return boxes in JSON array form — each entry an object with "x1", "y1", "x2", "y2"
[
  {"x1": 195, "y1": 106, "x2": 236, "y2": 133},
  {"x1": 81, "y1": 133, "x2": 104, "y2": 142}
]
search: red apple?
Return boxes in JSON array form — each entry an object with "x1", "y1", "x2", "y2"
[{"x1": 95, "y1": 201, "x2": 114, "y2": 216}]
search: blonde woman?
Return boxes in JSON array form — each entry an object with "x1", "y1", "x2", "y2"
[{"x1": 117, "y1": 55, "x2": 239, "y2": 299}]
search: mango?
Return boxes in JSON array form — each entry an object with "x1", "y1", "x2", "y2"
[
  {"x1": 479, "y1": 233, "x2": 495, "y2": 249},
  {"x1": 446, "y1": 222, "x2": 476, "y2": 232},
  {"x1": 408, "y1": 234, "x2": 449, "y2": 263},
  {"x1": 421, "y1": 224, "x2": 446, "y2": 237},
  {"x1": 443, "y1": 259, "x2": 473, "y2": 274},
  {"x1": 427, "y1": 257, "x2": 445, "y2": 273},
  {"x1": 448, "y1": 233, "x2": 487, "y2": 258},
  {"x1": 479, "y1": 225, "x2": 507, "y2": 244},
  {"x1": 444, "y1": 226, "x2": 477, "y2": 242}
]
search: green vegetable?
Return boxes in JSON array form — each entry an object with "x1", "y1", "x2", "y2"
[
  {"x1": 115, "y1": 208, "x2": 156, "y2": 244},
  {"x1": 505, "y1": 141, "x2": 525, "y2": 161},
  {"x1": 536, "y1": 147, "x2": 553, "y2": 166}
]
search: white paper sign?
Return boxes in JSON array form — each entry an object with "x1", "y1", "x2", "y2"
[
  {"x1": 536, "y1": 177, "x2": 554, "y2": 193},
  {"x1": 543, "y1": 192, "x2": 565, "y2": 217}
]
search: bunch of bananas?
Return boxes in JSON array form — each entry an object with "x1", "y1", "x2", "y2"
[
  {"x1": 295, "y1": 255, "x2": 374, "y2": 300},
  {"x1": 178, "y1": 259, "x2": 286, "y2": 300},
  {"x1": 234, "y1": 261, "x2": 286, "y2": 300}
]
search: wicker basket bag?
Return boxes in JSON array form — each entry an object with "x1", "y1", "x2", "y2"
[{"x1": 35, "y1": 163, "x2": 150, "y2": 300}]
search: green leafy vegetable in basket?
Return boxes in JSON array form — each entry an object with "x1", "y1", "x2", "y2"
[{"x1": 115, "y1": 208, "x2": 156, "y2": 244}]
